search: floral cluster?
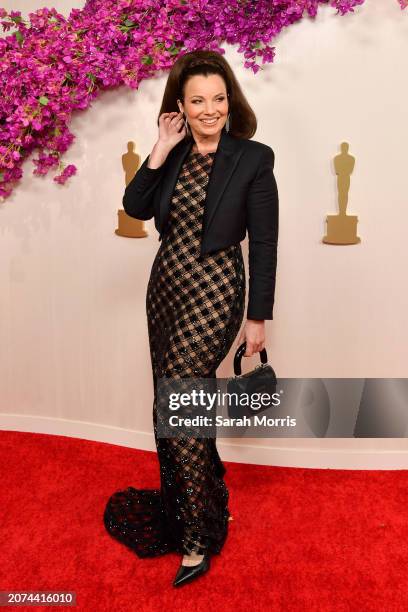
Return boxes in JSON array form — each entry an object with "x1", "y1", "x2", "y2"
[{"x1": 0, "y1": 0, "x2": 406, "y2": 199}]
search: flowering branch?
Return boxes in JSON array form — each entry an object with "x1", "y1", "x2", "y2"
[{"x1": 0, "y1": 0, "x2": 406, "y2": 198}]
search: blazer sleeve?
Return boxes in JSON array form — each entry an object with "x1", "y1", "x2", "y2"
[
  {"x1": 122, "y1": 154, "x2": 165, "y2": 220},
  {"x1": 246, "y1": 145, "x2": 279, "y2": 321}
]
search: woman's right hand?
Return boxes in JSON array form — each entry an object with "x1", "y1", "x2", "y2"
[{"x1": 158, "y1": 112, "x2": 186, "y2": 151}]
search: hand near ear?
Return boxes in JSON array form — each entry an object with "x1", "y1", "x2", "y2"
[{"x1": 158, "y1": 112, "x2": 186, "y2": 151}]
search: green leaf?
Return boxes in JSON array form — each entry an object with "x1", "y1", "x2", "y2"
[
  {"x1": 167, "y1": 44, "x2": 179, "y2": 55},
  {"x1": 14, "y1": 31, "x2": 23, "y2": 45},
  {"x1": 38, "y1": 96, "x2": 49, "y2": 106},
  {"x1": 141, "y1": 55, "x2": 153, "y2": 65}
]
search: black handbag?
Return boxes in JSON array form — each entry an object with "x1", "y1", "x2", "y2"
[{"x1": 227, "y1": 341, "x2": 277, "y2": 419}]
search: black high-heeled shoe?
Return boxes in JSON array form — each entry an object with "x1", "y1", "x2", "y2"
[{"x1": 172, "y1": 551, "x2": 211, "y2": 587}]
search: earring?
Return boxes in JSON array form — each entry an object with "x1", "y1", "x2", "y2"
[
  {"x1": 225, "y1": 113, "x2": 230, "y2": 133},
  {"x1": 183, "y1": 113, "x2": 190, "y2": 135}
]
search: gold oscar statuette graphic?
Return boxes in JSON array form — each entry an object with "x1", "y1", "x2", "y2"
[
  {"x1": 115, "y1": 141, "x2": 148, "y2": 238},
  {"x1": 322, "y1": 142, "x2": 361, "y2": 245}
]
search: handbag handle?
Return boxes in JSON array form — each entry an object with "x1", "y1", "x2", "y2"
[{"x1": 233, "y1": 341, "x2": 268, "y2": 376}]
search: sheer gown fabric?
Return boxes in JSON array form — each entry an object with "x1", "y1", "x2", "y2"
[{"x1": 104, "y1": 149, "x2": 246, "y2": 557}]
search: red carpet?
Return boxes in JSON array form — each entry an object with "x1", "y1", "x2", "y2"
[{"x1": 0, "y1": 430, "x2": 407, "y2": 612}]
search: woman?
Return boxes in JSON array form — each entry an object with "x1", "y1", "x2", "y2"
[{"x1": 104, "y1": 50, "x2": 279, "y2": 587}]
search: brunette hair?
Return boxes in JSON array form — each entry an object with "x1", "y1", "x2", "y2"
[{"x1": 157, "y1": 50, "x2": 257, "y2": 140}]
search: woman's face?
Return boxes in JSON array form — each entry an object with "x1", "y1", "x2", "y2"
[{"x1": 178, "y1": 73, "x2": 229, "y2": 140}]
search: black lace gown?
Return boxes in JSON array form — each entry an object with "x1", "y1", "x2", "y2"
[{"x1": 104, "y1": 149, "x2": 246, "y2": 558}]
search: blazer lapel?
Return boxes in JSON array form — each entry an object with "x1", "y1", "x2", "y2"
[
  {"x1": 158, "y1": 130, "x2": 244, "y2": 238},
  {"x1": 204, "y1": 130, "x2": 244, "y2": 235}
]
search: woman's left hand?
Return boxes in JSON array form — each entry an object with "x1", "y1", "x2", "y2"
[{"x1": 236, "y1": 319, "x2": 265, "y2": 357}]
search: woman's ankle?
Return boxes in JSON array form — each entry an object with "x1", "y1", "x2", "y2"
[{"x1": 181, "y1": 551, "x2": 205, "y2": 567}]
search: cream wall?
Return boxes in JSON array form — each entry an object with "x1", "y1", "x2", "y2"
[{"x1": 1, "y1": 0, "x2": 407, "y2": 468}]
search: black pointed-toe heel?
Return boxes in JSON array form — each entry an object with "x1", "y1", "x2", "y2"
[{"x1": 173, "y1": 551, "x2": 211, "y2": 587}]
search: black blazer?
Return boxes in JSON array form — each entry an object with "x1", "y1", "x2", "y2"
[{"x1": 123, "y1": 129, "x2": 279, "y2": 320}]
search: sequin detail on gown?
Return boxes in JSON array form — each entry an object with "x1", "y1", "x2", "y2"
[{"x1": 103, "y1": 149, "x2": 246, "y2": 558}]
